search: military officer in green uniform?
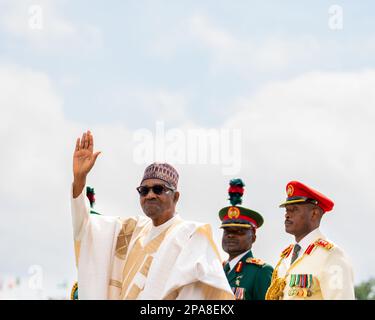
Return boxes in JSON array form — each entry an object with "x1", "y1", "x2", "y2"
[
  {"x1": 219, "y1": 179, "x2": 273, "y2": 300},
  {"x1": 70, "y1": 186, "x2": 100, "y2": 300}
]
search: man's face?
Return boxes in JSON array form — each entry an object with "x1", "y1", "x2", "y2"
[
  {"x1": 284, "y1": 203, "x2": 314, "y2": 237},
  {"x1": 139, "y1": 178, "x2": 178, "y2": 220},
  {"x1": 222, "y1": 226, "x2": 255, "y2": 257}
]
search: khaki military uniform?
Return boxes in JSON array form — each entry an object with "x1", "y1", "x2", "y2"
[{"x1": 266, "y1": 229, "x2": 354, "y2": 300}]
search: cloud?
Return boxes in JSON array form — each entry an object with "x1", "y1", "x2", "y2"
[
  {"x1": 0, "y1": 0, "x2": 102, "y2": 52},
  {"x1": 106, "y1": 86, "x2": 190, "y2": 127},
  {"x1": 0, "y1": 63, "x2": 77, "y2": 286},
  {"x1": 148, "y1": 13, "x2": 322, "y2": 76},
  {"x1": 187, "y1": 14, "x2": 320, "y2": 74}
]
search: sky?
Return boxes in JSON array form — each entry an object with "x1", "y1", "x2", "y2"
[{"x1": 0, "y1": 0, "x2": 374, "y2": 299}]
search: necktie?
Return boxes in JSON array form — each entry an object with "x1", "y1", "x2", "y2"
[
  {"x1": 224, "y1": 262, "x2": 231, "y2": 274},
  {"x1": 290, "y1": 244, "x2": 301, "y2": 265}
]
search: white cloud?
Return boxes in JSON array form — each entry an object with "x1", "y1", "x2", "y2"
[
  {"x1": 0, "y1": 0, "x2": 102, "y2": 52},
  {"x1": 0, "y1": 63, "x2": 77, "y2": 297},
  {"x1": 187, "y1": 14, "x2": 321, "y2": 74},
  {"x1": 148, "y1": 13, "x2": 322, "y2": 75},
  {"x1": 108, "y1": 87, "x2": 190, "y2": 126},
  {"x1": 148, "y1": 26, "x2": 186, "y2": 60}
]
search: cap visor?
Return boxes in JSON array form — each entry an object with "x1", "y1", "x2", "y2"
[
  {"x1": 279, "y1": 199, "x2": 310, "y2": 207},
  {"x1": 220, "y1": 223, "x2": 254, "y2": 229}
]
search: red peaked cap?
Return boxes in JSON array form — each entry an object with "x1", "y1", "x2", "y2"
[{"x1": 279, "y1": 181, "x2": 334, "y2": 213}]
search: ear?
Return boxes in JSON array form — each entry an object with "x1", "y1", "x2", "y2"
[
  {"x1": 173, "y1": 191, "x2": 180, "y2": 203},
  {"x1": 311, "y1": 206, "x2": 323, "y2": 222}
]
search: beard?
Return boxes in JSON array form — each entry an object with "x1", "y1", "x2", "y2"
[{"x1": 142, "y1": 200, "x2": 163, "y2": 217}]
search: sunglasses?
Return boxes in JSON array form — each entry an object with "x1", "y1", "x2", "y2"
[{"x1": 136, "y1": 184, "x2": 175, "y2": 197}]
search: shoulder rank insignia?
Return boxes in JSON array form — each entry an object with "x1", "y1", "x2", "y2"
[
  {"x1": 235, "y1": 261, "x2": 243, "y2": 273},
  {"x1": 304, "y1": 239, "x2": 334, "y2": 255},
  {"x1": 315, "y1": 239, "x2": 334, "y2": 250},
  {"x1": 246, "y1": 257, "x2": 265, "y2": 266},
  {"x1": 281, "y1": 244, "x2": 293, "y2": 258}
]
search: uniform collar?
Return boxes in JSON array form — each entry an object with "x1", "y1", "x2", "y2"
[
  {"x1": 228, "y1": 249, "x2": 252, "y2": 271},
  {"x1": 296, "y1": 228, "x2": 325, "y2": 254}
]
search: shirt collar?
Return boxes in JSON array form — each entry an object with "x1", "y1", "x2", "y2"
[
  {"x1": 228, "y1": 249, "x2": 252, "y2": 270},
  {"x1": 296, "y1": 228, "x2": 324, "y2": 253}
]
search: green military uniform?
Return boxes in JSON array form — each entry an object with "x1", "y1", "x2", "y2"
[
  {"x1": 219, "y1": 178, "x2": 273, "y2": 300},
  {"x1": 70, "y1": 186, "x2": 100, "y2": 300},
  {"x1": 223, "y1": 250, "x2": 273, "y2": 300}
]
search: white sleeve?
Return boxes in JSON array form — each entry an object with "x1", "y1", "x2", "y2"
[
  {"x1": 70, "y1": 184, "x2": 91, "y2": 241},
  {"x1": 169, "y1": 224, "x2": 234, "y2": 300},
  {"x1": 319, "y1": 247, "x2": 355, "y2": 300},
  {"x1": 176, "y1": 283, "x2": 205, "y2": 300}
]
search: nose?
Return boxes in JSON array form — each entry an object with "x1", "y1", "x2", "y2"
[
  {"x1": 285, "y1": 211, "x2": 290, "y2": 219},
  {"x1": 144, "y1": 189, "x2": 157, "y2": 200}
]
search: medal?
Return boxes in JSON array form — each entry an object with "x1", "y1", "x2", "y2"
[
  {"x1": 297, "y1": 288, "x2": 304, "y2": 297},
  {"x1": 234, "y1": 287, "x2": 245, "y2": 300},
  {"x1": 288, "y1": 288, "x2": 294, "y2": 296},
  {"x1": 287, "y1": 274, "x2": 314, "y2": 298}
]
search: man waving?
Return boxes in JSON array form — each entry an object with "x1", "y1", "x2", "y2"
[{"x1": 71, "y1": 130, "x2": 234, "y2": 300}]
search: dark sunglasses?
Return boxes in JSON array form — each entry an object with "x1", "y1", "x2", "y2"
[{"x1": 136, "y1": 184, "x2": 175, "y2": 197}]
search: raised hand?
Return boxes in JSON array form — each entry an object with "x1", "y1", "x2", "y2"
[{"x1": 72, "y1": 130, "x2": 101, "y2": 198}]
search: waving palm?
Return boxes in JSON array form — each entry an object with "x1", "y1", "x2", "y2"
[{"x1": 73, "y1": 130, "x2": 101, "y2": 178}]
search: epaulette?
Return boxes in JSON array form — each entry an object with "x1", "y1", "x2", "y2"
[
  {"x1": 304, "y1": 239, "x2": 334, "y2": 255},
  {"x1": 246, "y1": 257, "x2": 265, "y2": 266},
  {"x1": 281, "y1": 244, "x2": 293, "y2": 258},
  {"x1": 315, "y1": 239, "x2": 334, "y2": 250}
]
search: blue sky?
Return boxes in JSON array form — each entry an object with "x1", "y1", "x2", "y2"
[{"x1": 1, "y1": 0, "x2": 375, "y2": 298}]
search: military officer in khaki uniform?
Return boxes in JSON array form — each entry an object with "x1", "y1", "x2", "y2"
[
  {"x1": 219, "y1": 179, "x2": 273, "y2": 300},
  {"x1": 266, "y1": 181, "x2": 355, "y2": 300}
]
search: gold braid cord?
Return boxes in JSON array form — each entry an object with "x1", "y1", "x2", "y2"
[
  {"x1": 265, "y1": 241, "x2": 326, "y2": 300},
  {"x1": 265, "y1": 258, "x2": 285, "y2": 300},
  {"x1": 70, "y1": 281, "x2": 78, "y2": 300}
]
